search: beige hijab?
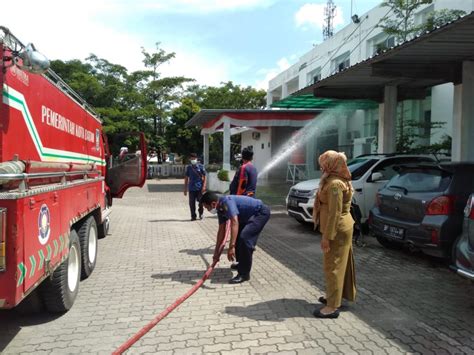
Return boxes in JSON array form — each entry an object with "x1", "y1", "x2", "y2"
[{"x1": 312, "y1": 150, "x2": 352, "y2": 228}]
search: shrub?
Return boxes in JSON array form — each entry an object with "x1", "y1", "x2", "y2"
[{"x1": 217, "y1": 169, "x2": 229, "y2": 182}]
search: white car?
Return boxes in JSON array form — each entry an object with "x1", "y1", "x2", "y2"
[{"x1": 286, "y1": 154, "x2": 438, "y2": 226}]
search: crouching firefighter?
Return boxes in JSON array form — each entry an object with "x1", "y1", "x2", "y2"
[{"x1": 201, "y1": 191, "x2": 270, "y2": 284}]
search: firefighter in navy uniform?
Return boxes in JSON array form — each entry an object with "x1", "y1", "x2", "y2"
[
  {"x1": 184, "y1": 153, "x2": 207, "y2": 221},
  {"x1": 201, "y1": 191, "x2": 270, "y2": 284},
  {"x1": 229, "y1": 148, "x2": 258, "y2": 270},
  {"x1": 230, "y1": 148, "x2": 257, "y2": 197}
]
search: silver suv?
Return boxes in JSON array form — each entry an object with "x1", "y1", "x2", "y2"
[{"x1": 286, "y1": 154, "x2": 438, "y2": 226}]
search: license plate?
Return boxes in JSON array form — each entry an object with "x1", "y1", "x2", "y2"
[
  {"x1": 383, "y1": 224, "x2": 404, "y2": 239},
  {"x1": 288, "y1": 198, "x2": 299, "y2": 208}
]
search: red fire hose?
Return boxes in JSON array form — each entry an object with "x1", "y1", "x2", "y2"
[{"x1": 113, "y1": 222, "x2": 231, "y2": 355}]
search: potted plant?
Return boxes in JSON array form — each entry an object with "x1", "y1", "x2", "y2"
[{"x1": 208, "y1": 167, "x2": 231, "y2": 193}]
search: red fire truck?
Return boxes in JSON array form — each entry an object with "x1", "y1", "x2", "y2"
[{"x1": 0, "y1": 28, "x2": 147, "y2": 312}]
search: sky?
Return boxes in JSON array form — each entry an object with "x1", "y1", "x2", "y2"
[{"x1": 2, "y1": 0, "x2": 382, "y2": 90}]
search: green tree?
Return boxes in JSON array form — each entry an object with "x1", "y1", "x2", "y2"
[
  {"x1": 50, "y1": 56, "x2": 140, "y2": 135},
  {"x1": 395, "y1": 117, "x2": 446, "y2": 153},
  {"x1": 189, "y1": 81, "x2": 266, "y2": 109},
  {"x1": 165, "y1": 98, "x2": 202, "y2": 159},
  {"x1": 421, "y1": 9, "x2": 466, "y2": 32},
  {"x1": 379, "y1": 0, "x2": 433, "y2": 43},
  {"x1": 133, "y1": 44, "x2": 194, "y2": 152}
]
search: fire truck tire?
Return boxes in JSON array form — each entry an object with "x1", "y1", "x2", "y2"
[
  {"x1": 98, "y1": 216, "x2": 110, "y2": 239},
  {"x1": 40, "y1": 230, "x2": 81, "y2": 313},
  {"x1": 78, "y1": 216, "x2": 98, "y2": 280}
]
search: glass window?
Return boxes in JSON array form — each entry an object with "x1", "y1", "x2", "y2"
[
  {"x1": 348, "y1": 158, "x2": 378, "y2": 180},
  {"x1": 387, "y1": 169, "x2": 451, "y2": 193},
  {"x1": 307, "y1": 67, "x2": 322, "y2": 85},
  {"x1": 371, "y1": 157, "x2": 435, "y2": 181},
  {"x1": 332, "y1": 52, "x2": 350, "y2": 74}
]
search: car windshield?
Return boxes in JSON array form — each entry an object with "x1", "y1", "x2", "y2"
[
  {"x1": 348, "y1": 158, "x2": 378, "y2": 181},
  {"x1": 387, "y1": 168, "x2": 452, "y2": 193}
]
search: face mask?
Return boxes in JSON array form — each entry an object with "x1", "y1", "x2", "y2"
[
  {"x1": 190, "y1": 159, "x2": 198, "y2": 165},
  {"x1": 209, "y1": 208, "x2": 217, "y2": 215}
]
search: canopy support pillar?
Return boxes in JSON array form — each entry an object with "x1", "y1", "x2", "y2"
[
  {"x1": 452, "y1": 61, "x2": 474, "y2": 161},
  {"x1": 377, "y1": 85, "x2": 397, "y2": 154},
  {"x1": 203, "y1": 133, "x2": 209, "y2": 166},
  {"x1": 223, "y1": 118, "x2": 231, "y2": 170}
]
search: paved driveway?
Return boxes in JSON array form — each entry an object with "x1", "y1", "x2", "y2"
[{"x1": 1, "y1": 179, "x2": 473, "y2": 354}]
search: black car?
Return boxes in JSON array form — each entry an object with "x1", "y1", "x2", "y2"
[
  {"x1": 451, "y1": 194, "x2": 474, "y2": 280},
  {"x1": 370, "y1": 163, "x2": 474, "y2": 258}
]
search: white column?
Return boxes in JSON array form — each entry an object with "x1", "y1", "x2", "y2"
[
  {"x1": 377, "y1": 85, "x2": 397, "y2": 153},
  {"x1": 266, "y1": 92, "x2": 273, "y2": 107},
  {"x1": 452, "y1": 84, "x2": 462, "y2": 161},
  {"x1": 282, "y1": 83, "x2": 288, "y2": 99},
  {"x1": 223, "y1": 118, "x2": 231, "y2": 171},
  {"x1": 452, "y1": 61, "x2": 474, "y2": 162},
  {"x1": 203, "y1": 133, "x2": 209, "y2": 166}
]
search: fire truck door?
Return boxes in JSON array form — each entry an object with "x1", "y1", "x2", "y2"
[{"x1": 106, "y1": 132, "x2": 147, "y2": 198}]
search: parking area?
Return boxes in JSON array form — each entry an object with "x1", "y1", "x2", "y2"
[{"x1": 1, "y1": 179, "x2": 474, "y2": 354}]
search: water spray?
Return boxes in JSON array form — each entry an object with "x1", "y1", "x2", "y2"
[{"x1": 258, "y1": 105, "x2": 354, "y2": 178}]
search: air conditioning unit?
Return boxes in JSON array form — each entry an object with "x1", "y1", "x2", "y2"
[{"x1": 252, "y1": 132, "x2": 261, "y2": 140}]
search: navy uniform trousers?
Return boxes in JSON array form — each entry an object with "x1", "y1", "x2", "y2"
[
  {"x1": 189, "y1": 190, "x2": 203, "y2": 219},
  {"x1": 236, "y1": 205, "x2": 271, "y2": 277}
]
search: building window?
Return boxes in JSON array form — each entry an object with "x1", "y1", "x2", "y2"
[
  {"x1": 332, "y1": 52, "x2": 350, "y2": 74},
  {"x1": 337, "y1": 59, "x2": 350, "y2": 72},
  {"x1": 374, "y1": 36, "x2": 395, "y2": 55},
  {"x1": 307, "y1": 67, "x2": 322, "y2": 85}
]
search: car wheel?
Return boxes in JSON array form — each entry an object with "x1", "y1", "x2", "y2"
[
  {"x1": 376, "y1": 234, "x2": 403, "y2": 250},
  {"x1": 77, "y1": 216, "x2": 98, "y2": 280},
  {"x1": 40, "y1": 230, "x2": 81, "y2": 313}
]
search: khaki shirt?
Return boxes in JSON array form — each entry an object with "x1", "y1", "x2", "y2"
[{"x1": 319, "y1": 177, "x2": 354, "y2": 240}]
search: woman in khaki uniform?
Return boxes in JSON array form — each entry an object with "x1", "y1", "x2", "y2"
[{"x1": 312, "y1": 150, "x2": 356, "y2": 319}]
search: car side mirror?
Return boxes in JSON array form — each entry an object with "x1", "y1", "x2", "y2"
[{"x1": 371, "y1": 172, "x2": 384, "y2": 182}]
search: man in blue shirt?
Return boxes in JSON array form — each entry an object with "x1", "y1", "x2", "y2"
[
  {"x1": 201, "y1": 191, "x2": 270, "y2": 284},
  {"x1": 184, "y1": 153, "x2": 207, "y2": 221},
  {"x1": 230, "y1": 147, "x2": 258, "y2": 197}
]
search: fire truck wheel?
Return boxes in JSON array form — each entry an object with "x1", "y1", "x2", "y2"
[
  {"x1": 78, "y1": 216, "x2": 98, "y2": 280},
  {"x1": 40, "y1": 230, "x2": 81, "y2": 313}
]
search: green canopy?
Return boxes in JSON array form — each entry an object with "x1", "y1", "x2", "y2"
[{"x1": 270, "y1": 94, "x2": 378, "y2": 110}]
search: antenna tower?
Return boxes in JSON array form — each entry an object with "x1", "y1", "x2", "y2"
[{"x1": 323, "y1": 0, "x2": 336, "y2": 40}]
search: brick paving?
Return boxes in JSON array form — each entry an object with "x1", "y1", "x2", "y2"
[{"x1": 1, "y1": 179, "x2": 474, "y2": 354}]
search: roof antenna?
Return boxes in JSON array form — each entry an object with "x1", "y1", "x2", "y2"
[{"x1": 323, "y1": 0, "x2": 336, "y2": 40}]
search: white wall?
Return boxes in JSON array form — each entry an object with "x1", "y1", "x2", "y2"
[
  {"x1": 435, "y1": 0, "x2": 474, "y2": 12},
  {"x1": 268, "y1": 3, "x2": 397, "y2": 99},
  {"x1": 267, "y1": 0, "x2": 473, "y2": 105},
  {"x1": 266, "y1": 0, "x2": 474, "y2": 160},
  {"x1": 241, "y1": 128, "x2": 272, "y2": 177}
]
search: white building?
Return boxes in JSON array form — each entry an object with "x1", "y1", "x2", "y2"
[{"x1": 265, "y1": 0, "x2": 474, "y2": 178}]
